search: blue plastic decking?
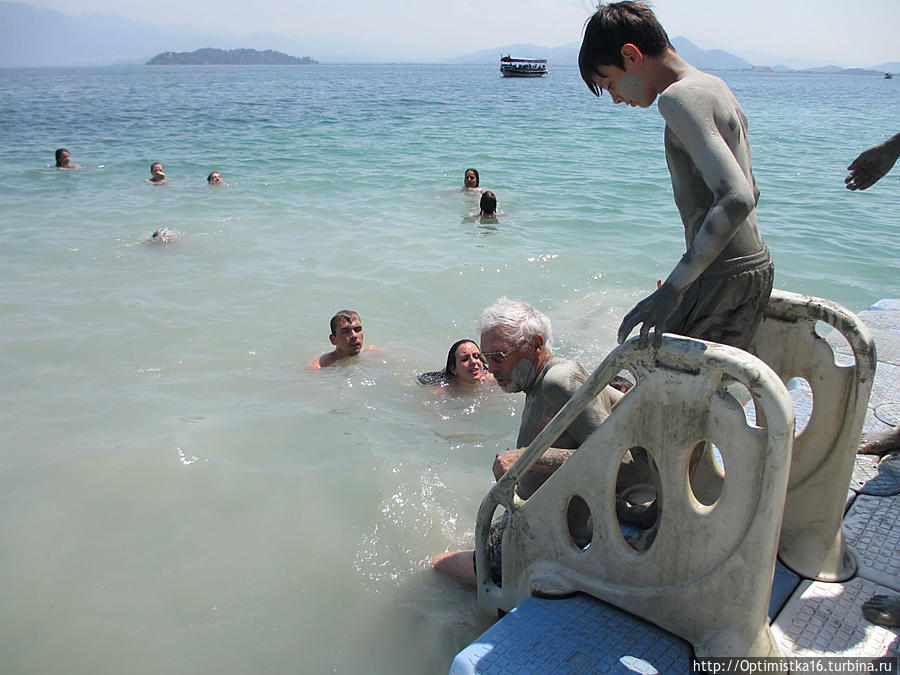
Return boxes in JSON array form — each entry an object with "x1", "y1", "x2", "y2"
[{"x1": 451, "y1": 300, "x2": 900, "y2": 673}]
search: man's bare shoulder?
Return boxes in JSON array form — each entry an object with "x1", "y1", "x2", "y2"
[
  {"x1": 310, "y1": 351, "x2": 338, "y2": 369},
  {"x1": 309, "y1": 345, "x2": 382, "y2": 369},
  {"x1": 541, "y1": 358, "x2": 588, "y2": 396}
]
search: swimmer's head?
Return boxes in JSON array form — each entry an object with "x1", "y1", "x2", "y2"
[
  {"x1": 329, "y1": 310, "x2": 364, "y2": 356},
  {"x1": 464, "y1": 168, "x2": 479, "y2": 188},
  {"x1": 55, "y1": 148, "x2": 70, "y2": 167},
  {"x1": 480, "y1": 191, "x2": 497, "y2": 216},
  {"x1": 150, "y1": 228, "x2": 177, "y2": 243},
  {"x1": 445, "y1": 339, "x2": 487, "y2": 384},
  {"x1": 578, "y1": 1, "x2": 671, "y2": 96},
  {"x1": 150, "y1": 162, "x2": 165, "y2": 180},
  {"x1": 207, "y1": 172, "x2": 222, "y2": 183}
]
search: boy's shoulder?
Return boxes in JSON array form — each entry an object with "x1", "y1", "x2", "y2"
[
  {"x1": 659, "y1": 71, "x2": 738, "y2": 120},
  {"x1": 660, "y1": 71, "x2": 726, "y2": 105}
]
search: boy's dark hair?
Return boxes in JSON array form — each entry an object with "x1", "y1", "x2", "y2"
[
  {"x1": 330, "y1": 310, "x2": 359, "y2": 336},
  {"x1": 578, "y1": 1, "x2": 672, "y2": 96},
  {"x1": 480, "y1": 190, "x2": 497, "y2": 215}
]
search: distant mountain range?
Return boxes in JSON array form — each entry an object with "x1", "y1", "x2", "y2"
[
  {"x1": 1, "y1": 1, "x2": 897, "y2": 73},
  {"x1": 451, "y1": 37, "x2": 755, "y2": 70},
  {"x1": 147, "y1": 48, "x2": 317, "y2": 66},
  {"x1": 450, "y1": 38, "x2": 897, "y2": 74}
]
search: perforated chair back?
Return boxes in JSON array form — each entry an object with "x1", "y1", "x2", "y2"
[
  {"x1": 748, "y1": 289, "x2": 876, "y2": 581},
  {"x1": 475, "y1": 336, "x2": 794, "y2": 657}
]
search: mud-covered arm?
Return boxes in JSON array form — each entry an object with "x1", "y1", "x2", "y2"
[
  {"x1": 845, "y1": 132, "x2": 900, "y2": 191},
  {"x1": 618, "y1": 91, "x2": 757, "y2": 346}
]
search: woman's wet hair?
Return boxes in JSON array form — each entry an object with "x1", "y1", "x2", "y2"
[
  {"x1": 464, "y1": 168, "x2": 480, "y2": 186},
  {"x1": 417, "y1": 338, "x2": 484, "y2": 386},
  {"x1": 55, "y1": 148, "x2": 68, "y2": 166},
  {"x1": 480, "y1": 191, "x2": 497, "y2": 215}
]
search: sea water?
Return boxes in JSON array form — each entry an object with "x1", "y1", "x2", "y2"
[{"x1": 0, "y1": 64, "x2": 898, "y2": 674}]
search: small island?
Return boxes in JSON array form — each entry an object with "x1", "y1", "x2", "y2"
[{"x1": 147, "y1": 48, "x2": 318, "y2": 66}]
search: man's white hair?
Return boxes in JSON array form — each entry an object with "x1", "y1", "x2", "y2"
[{"x1": 476, "y1": 297, "x2": 553, "y2": 350}]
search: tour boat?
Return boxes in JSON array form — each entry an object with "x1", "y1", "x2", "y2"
[{"x1": 500, "y1": 55, "x2": 547, "y2": 78}]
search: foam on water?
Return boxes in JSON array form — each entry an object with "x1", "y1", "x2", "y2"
[{"x1": 0, "y1": 64, "x2": 898, "y2": 673}]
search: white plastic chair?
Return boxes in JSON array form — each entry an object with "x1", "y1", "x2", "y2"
[
  {"x1": 475, "y1": 335, "x2": 794, "y2": 657},
  {"x1": 749, "y1": 290, "x2": 876, "y2": 581}
]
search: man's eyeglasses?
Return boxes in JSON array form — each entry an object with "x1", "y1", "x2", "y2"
[{"x1": 481, "y1": 340, "x2": 526, "y2": 365}]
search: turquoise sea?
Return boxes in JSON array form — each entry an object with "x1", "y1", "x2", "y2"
[{"x1": 0, "y1": 64, "x2": 898, "y2": 673}]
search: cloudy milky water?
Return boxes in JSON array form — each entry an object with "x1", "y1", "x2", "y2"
[{"x1": 0, "y1": 64, "x2": 898, "y2": 673}]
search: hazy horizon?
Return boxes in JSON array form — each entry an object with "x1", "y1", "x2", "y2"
[{"x1": 4, "y1": 0, "x2": 899, "y2": 69}]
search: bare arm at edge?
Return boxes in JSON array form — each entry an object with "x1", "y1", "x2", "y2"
[{"x1": 845, "y1": 132, "x2": 900, "y2": 191}]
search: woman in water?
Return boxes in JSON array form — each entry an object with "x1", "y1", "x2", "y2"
[
  {"x1": 55, "y1": 148, "x2": 80, "y2": 169},
  {"x1": 463, "y1": 168, "x2": 483, "y2": 192},
  {"x1": 417, "y1": 339, "x2": 494, "y2": 387}
]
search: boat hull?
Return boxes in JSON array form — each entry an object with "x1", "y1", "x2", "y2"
[{"x1": 500, "y1": 68, "x2": 546, "y2": 78}]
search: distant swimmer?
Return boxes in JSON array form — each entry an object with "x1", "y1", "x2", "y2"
[
  {"x1": 146, "y1": 162, "x2": 166, "y2": 184},
  {"x1": 207, "y1": 172, "x2": 223, "y2": 184},
  {"x1": 464, "y1": 168, "x2": 484, "y2": 192},
  {"x1": 148, "y1": 228, "x2": 178, "y2": 244},
  {"x1": 310, "y1": 310, "x2": 380, "y2": 368},
  {"x1": 480, "y1": 191, "x2": 498, "y2": 218},
  {"x1": 55, "y1": 148, "x2": 81, "y2": 170},
  {"x1": 417, "y1": 339, "x2": 495, "y2": 387}
]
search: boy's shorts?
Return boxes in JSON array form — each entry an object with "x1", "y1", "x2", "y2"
[{"x1": 666, "y1": 245, "x2": 774, "y2": 350}]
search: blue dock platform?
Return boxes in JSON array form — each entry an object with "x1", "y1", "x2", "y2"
[{"x1": 451, "y1": 300, "x2": 900, "y2": 673}]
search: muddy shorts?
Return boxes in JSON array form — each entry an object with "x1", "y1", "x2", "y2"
[{"x1": 665, "y1": 245, "x2": 774, "y2": 350}]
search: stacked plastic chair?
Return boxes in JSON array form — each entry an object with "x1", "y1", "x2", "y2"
[{"x1": 748, "y1": 290, "x2": 876, "y2": 581}]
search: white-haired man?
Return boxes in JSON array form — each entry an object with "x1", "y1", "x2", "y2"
[{"x1": 432, "y1": 297, "x2": 648, "y2": 584}]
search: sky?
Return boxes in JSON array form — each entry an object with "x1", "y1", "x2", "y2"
[{"x1": 14, "y1": 0, "x2": 900, "y2": 66}]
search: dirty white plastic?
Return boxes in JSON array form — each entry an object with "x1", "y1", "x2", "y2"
[
  {"x1": 475, "y1": 335, "x2": 794, "y2": 657},
  {"x1": 749, "y1": 290, "x2": 876, "y2": 582}
]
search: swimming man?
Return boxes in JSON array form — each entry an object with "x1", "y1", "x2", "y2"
[
  {"x1": 147, "y1": 162, "x2": 166, "y2": 184},
  {"x1": 311, "y1": 310, "x2": 378, "y2": 368}
]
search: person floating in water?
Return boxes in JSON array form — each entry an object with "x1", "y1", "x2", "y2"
[
  {"x1": 463, "y1": 168, "x2": 484, "y2": 192},
  {"x1": 417, "y1": 339, "x2": 495, "y2": 387},
  {"x1": 579, "y1": 2, "x2": 773, "y2": 351},
  {"x1": 54, "y1": 148, "x2": 80, "y2": 170},
  {"x1": 148, "y1": 228, "x2": 178, "y2": 244},
  {"x1": 207, "y1": 172, "x2": 223, "y2": 184},
  {"x1": 310, "y1": 310, "x2": 379, "y2": 369},
  {"x1": 146, "y1": 162, "x2": 166, "y2": 184}
]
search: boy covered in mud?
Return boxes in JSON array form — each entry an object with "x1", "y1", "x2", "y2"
[{"x1": 579, "y1": 2, "x2": 773, "y2": 350}]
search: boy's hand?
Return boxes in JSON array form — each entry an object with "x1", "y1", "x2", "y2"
[{"x1": 618, "y1": 282, "x2": 681, "y2": 348}]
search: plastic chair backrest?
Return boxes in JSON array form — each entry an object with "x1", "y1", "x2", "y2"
[
  {"x1": 475, "y1": 335, "x2": 794, "y2": 657},
  {"x1": 748, "y1": 289, "x2": 876, "y2": 581}
]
